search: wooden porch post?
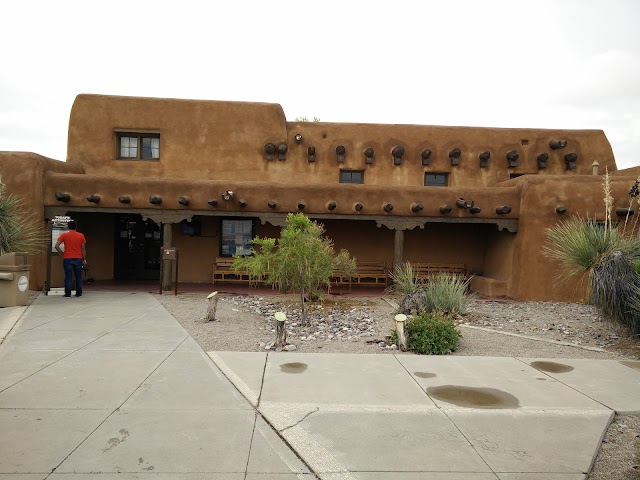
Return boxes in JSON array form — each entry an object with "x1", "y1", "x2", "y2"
[
  {"x1": 393, "y1": 228, "x2": 404, "y2": 272},
  {"x1": 161, "y1": 223, "x2": 173, "y2": 290}
]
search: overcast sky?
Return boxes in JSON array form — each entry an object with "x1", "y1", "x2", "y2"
[{"x1": 1, "y1": 0, "x2": 639, "y2": 169}]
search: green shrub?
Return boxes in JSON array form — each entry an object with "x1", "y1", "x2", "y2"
[{"x1": 403, "y1": 313, "x2": 460, "y2": 355}]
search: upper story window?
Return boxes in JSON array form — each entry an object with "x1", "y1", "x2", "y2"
[
  {"x1": 340, "y1": 170, "x2": 364, "y2": 184},
  {"x1": 424, "y1": 173, "x2": 448, "y2": 187},
  {"x1": 116, "y1": 132, "x2": 160, "y2": 160}
]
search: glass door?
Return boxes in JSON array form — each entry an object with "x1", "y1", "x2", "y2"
[{"x1": 114, "y1": 215, "x2": 162, "y2": 280}]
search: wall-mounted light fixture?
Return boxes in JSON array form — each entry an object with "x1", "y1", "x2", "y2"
[
  {"x1": 87, "y1": 194, "x2": 100, "y2": 204},
  {"x1": 277, "y1": 143, "x2": 288, "y2": 161},
  {"x1": 207, "y1": 199, "x2": 218, "y2": 207},
  {"x1": 565, "y1": 153, "x2": 578, "y2": 170},
  {"x1": 55, "y1": 192, "x2": 70, "y2": 203},
  {"x1": 496, "y1": 205, "x2": 512, "y2": 215},
  {"x1": 238, "y1": 199, "x2": 247, "y2": 208},
  {"x1": 556, "y1": 206, "x2": 567, "y2": 214},
  {"x1": 178, "y1": 196, "x2": 189, "y2": 206},
  {"x1": 364, "y1": 147, "x2": 375, "y2": 165},
  {"x1": 383, "y1": 203, "x2": 393, "y2": 212},
  {"x1": 440, "y1": 205, "x2": 452, "y2": 214},
  {"x1": 308, "y1": 146, "x2": 316, "y2": 163},
  {"x1": 327, "y1": 201, "x2": 337, "y2": 211},
  {"x1": 268, "y1": 200, "x2": 277, "y2": 209},
  {"x1": 449, "y1": 148, "x2": 462, "y2": 166},
  {"x1": 411, "y1": 203, "x2": 424, "y2": 213},
  {"x1": 469, "y1": 206, "x2": 481, "y2": 214},
  {"x1": 421, "y1": 148, "x2": 432, "y2": 166},
  {"x1": 479, "y1": 151, "x2": 491, "y2": 168},
  {"x1": 222, "y1": 191, "x2": 234, "y2": 201},
  {"x1": 537, "y1": 153, "x2": 549, "y2": 169},
  {"x1": 506, "y1": 150, "x2": 519, "y2": 168},
  {"x1": 264, "y1": 143, "x2": 276, "y2": 161},
  {"x1": 456, "y1": 197, "x2": 473, "y2": 209},
  {"x1": 336, "y1": 145, "x2": 346, "y2": 164},
  {"x1": 149, "y1": 195, "x2": 162, "y2": 205},
  {"x1": 118, "y1": 195, "x2": 131, "y2": 204},
  {"x1": 354, "y1": 202, "x2": 364, "y2": 212},
  {"x1": 297, "y1": 201, "x2": 306, "y2": 210}
]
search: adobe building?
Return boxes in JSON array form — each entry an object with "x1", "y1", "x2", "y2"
[{"x1": 1, "y1": 93, "x2": 638, "y2": 301}]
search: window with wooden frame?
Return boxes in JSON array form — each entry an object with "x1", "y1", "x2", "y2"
[
  {"x1": 424, "y1": 173, "x2": 448, "y2": 187},
  {"x1": 116, "y1": 131, "x2": 160, "y2": 160},
  {"x1": 339, "y1": 170, "x2": 364, "y2": 184}
]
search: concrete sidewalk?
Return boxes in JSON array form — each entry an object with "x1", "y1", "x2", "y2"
[
  {"x1": 0, "y1": 292, "x2": 310, "y2": 479},
  {"x1": 0, "y1": 292, "x2": 639, "y2": 480}
]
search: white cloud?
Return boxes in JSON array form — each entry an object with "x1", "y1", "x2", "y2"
[{"x1": 0, "y1": 0, "x2": 639, "y2": 168}]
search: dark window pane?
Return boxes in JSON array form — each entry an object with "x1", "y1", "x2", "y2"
[
  {"x1": 340, "y1": 170, "x2": 364, "y2": 184},
  {"x1": 221, "y1": 219, "x2": 253, "y2": 257},
  {"x1": 425, "y1": 173, "x2": 448, "y2": 187}
]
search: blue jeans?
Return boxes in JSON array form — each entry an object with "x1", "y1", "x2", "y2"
[{"x1": 63, "y1": 258, "x2": 83, "y2": 296}]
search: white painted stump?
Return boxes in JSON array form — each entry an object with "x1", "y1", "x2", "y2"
[
  {"x1": 395, "y1": 313, "x2": 407, "y2": 351},
  {"x1": 206, "y1": 291, "x2": 218, "y2": 321},
  {"x1": 275, "y1": 311, "x2": 287, "y2": 350}
]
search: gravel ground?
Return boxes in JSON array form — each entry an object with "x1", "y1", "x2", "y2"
[{"x1": 154, "y1": 292, "x2": 640, "y2": 480}]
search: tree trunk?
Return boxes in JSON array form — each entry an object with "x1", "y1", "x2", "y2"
[{"x1": 300, "y1": 288, "x2": 307, "y2": 325}]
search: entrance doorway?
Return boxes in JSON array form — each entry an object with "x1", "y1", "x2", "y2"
[{"x1": 114, "y1": 215, "x2": 162, "y2": 280}]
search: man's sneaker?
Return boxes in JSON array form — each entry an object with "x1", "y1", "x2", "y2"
[
  {"x1": 75, "y1": 293, "x2": 82, "y2": 297},
  {"x1": 64, "y1": 294, "x2": 71, "y2": 298}
]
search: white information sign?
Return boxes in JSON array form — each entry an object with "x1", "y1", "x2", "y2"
[{"x1": 51, "y1": 216, "x2": 72, "y2": 253}]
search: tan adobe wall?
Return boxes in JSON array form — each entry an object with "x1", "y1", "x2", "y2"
[
  {"x1": 67, "y1": 94, "x2": 616, "y2": 187},
  {"x1": 510, "y1": 174, "x2": 637, "y2": 301},
  {"x1": 0, "y1": 152, "x2": 83, "y2": 290},
  {"x1": 67, "y1": 94, "x2": 287, "y2": 180}
]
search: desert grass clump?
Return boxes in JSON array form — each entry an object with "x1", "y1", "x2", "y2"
[
  {"x1": 403, "y1": 312, "x2": 460, "y2": 355},
  {"x1": 421, "y1": 273, "x2": 472, "y2": 316},
  {"x1": 389, "y1": 263, "x2": 472, "y2": 317},
  {"x1": 386, "y1": 262, "x2": 421, "y2": 296},
  {"x1": 0, "y1": 177, "x2": 46, "y2": 255}
]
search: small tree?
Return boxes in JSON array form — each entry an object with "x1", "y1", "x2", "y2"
[
  {"x1": 0, "y1": 176, "x2": 46, "y2": 255},
  {"x1": 233, "y1": 213, "x2": 355, "y2": 324}
]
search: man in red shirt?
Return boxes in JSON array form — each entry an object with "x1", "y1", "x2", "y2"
[{"x1": 55, "y1": 221, "x2": 87, "y2": 297}]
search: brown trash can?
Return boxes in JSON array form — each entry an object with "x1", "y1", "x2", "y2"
[{"x1": 0, "y1": 253, "x2": 30, "y2": 307}]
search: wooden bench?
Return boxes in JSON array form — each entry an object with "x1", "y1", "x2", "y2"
[
  {"x1": 212, "y1": 257, "x2": 250, "y2": 284},
  {"x1": 333, "y1": 262, "x2": 388, "y2": 287},
  {"x1": 410, "y1": 262, "x2": 468, "y2": 281}
]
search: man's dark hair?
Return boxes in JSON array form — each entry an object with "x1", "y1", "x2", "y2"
[{"x1": 68, "y1": 221, "x2": 77, "y2": 230}]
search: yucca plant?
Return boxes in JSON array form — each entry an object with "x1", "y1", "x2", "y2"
[
  {"x1": 543, "y1": 172, "x2": 640, "y2": 334},
  {"x1": 0, "y1": 177, "x2": 46, "y2": 255}
]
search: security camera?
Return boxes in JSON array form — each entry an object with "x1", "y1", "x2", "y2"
[
  {"x1": 222, "y1": 190, "x2": 234, "y2": 201},
  {"x1": 294, "y1": 134, "x2": 303, "y2": 143}
]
